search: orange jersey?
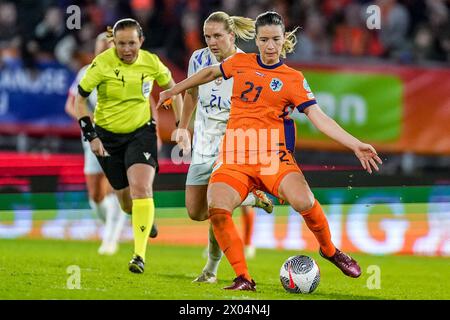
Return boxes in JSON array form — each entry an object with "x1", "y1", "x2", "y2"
[{"x1": 219, "y1": 53, "x2": 316, "y2": 160}]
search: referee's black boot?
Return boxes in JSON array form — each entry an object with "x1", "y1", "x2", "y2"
[
  {"x1": 149, "y1": 223, "x2": 158, "y2": 238},
  {"x1": 128, "y1": 255, "x2": 145, "y2": 274}
]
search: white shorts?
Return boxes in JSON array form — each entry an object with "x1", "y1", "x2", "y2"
[
  {"x1": 82, "y1": 137, "x2": 104, "y2": 175},
  {"x1": 185, "y1": 153, "x2": 217, "y2": 185}
]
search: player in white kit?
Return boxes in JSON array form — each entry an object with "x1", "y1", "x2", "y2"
[{"x1": 175, "y1": 12, "x2": 273, "y2": 283}]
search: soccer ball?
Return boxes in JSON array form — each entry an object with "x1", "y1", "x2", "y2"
[{"x1": 279, "y1": 255, "x2": 320, "y2": 294}]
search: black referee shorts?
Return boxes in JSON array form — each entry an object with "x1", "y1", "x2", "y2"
[{"x1": 94, "y1": 121, "x2": 159, "y2": 190}]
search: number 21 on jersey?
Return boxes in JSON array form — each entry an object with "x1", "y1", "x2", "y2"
[{"x1": 240, "y1": 81, "x2": 263, "y2": 103}]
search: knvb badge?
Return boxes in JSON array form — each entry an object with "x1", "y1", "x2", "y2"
[{"x1": 270, "y1": 78, "x2": 283, "y2": 92}]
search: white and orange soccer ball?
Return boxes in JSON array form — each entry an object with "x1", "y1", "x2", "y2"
[{"x1": 280, "y1": 255, "x2": 320, "y2": 294}]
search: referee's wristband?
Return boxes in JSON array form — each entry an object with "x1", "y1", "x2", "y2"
[{"x1": 78, "y1": 116, "x2": 98, "y2": 142}]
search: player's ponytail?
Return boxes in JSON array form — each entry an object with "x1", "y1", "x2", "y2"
[
  {"x1": 255, "y1": 11, "x2": 299, "y2": 58},
  {"x1": 281, "y1": 27, "x2": 299, "y2": 58},
  {"x1": 205, "y1": 11, "x2": 255, "y2": 42},
  {"x1": 105, "y1": 26, "x2": 113, "y2": 41},
  {"x1": 228, "y1": 16, "x2": 255, "y2": 41}
]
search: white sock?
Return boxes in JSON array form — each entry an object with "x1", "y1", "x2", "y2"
[
  {"x1": 203, "y1": 223, "x2": 223, "y2": 275},
  {"x1": 89, "y1": 198, "x2": 107, "y2": 223},
  {"x1": 240, "y1": 193, "x2": 256, "y2": 206},
  {"x1": 108, "y1": 195, "x2": 127, "y2": 245},
  {"x1": 101, "y1": 194, "x2": 117, "y2": 246}
]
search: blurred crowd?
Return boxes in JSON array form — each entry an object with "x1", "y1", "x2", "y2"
[{"x1": 0, "y1": 0, "x2": 449, "y2": 72}]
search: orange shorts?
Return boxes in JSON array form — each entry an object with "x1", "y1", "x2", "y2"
[{"x1": 210, "y1": 151, "x2": 301, "y2": 202}]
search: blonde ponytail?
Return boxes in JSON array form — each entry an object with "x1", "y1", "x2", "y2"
[
  {"x1": 105, "y1": 26, "x2": 113, "y2": 41},
  {"x1": 228, "y1": 16, "x2": 255, "y2": 41},
  {"x1": 205, "y1": 11, "x2": 255, "y2": 41},
  {"x1": 281, "y1": 27, "x2": 299, "y2": 58}
]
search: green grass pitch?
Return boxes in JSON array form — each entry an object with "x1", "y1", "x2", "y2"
[{"x1": 0, "y1": 238, "x2": 448, "y2": 300}]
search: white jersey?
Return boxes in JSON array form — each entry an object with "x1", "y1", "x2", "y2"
[
  {"x1": 188, "y1": 47, "x2": 242, "y2": 162},
  {"x1": 69, "y1": 65, "x2": 97, "y2": 111}
]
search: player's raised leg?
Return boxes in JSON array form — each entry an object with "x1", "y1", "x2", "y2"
[
  {"x1": 241, "y1": 190, "x2": 274, "y2": 214},
  {"x1": 278, "y1": 172, "x2": 361, "y2": 278}
]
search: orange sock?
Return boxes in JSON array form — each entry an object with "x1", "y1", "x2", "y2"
[
  {"x1": 209, "y1": 208, "x2": 251, "y2": 281},
  {"x1": 299, "y1": 199, "x2": 336, "y2": 257},
  {"x1": 240, "y1": 207, "x2": 255, "y2": 246}
]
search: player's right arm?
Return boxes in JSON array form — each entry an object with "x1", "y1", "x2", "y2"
[
  {"x1": 174, "y1": 86, "x2": 198, "y2": 155},
  {"x1": 180, "y1": 86, "x2": 198, "y2": 129},
  {"x1": 65, "y1": 93, "x2": 77, "y2": 120},
  {"x1": 74, "y1": 93, "x2": 90, "y2": 120},
  {"x1": 156, "y1": 65, "x2": 222, "y2": 109},
  {"x1": 175, "y1": 52, "x2": 202, "y2": 154},
  {"x1": 179, "y1": 52, "x2": 200, "y2": 130},
  {"x1": 66, "y1": 67, "x2": 91, "y2": 120}
]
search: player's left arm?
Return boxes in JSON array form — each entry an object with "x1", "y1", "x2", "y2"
[
  {"x1": 156, "y1": 65, "x2": 222, "y2": 109},
  {"x1": 305, "y1": 104, "x2": 383, "y2": 173}
]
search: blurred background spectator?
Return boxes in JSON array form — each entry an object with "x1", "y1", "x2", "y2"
[
  {"x1": 0, "y1": 1, "x2": 21, "y2": 64},
  {"x1": 0, "y1": 0, "x2": 448, "y2": 176},
  {"x1": 0, "y1": 0, "x2": 448, "y2": 70}
]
